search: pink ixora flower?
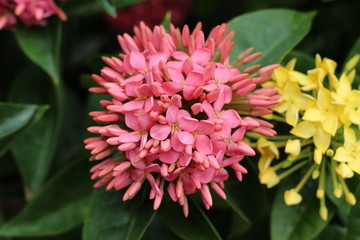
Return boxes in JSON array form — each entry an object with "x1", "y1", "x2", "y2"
[
  {"x1": 85, "y1": 21, "x2": 279, "y2": 216},
  {"x1": 0, "y1": 0, "x2": 66, "y2": 30}
]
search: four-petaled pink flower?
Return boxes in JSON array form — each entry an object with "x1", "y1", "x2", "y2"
[{"x1": 85, "y1": 21, "x2": 279, "y2": 216}]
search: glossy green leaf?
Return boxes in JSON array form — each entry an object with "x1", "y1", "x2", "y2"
[
  {"x1": 11, "y1": 109, "x2": 56, "y2": 189},
  {"x1": 0, "y1": 156, "x2": 93, "y2": 237},
  {"x1": 8, "y1": 65, "x2": 59, "y2": 189},
  {"x1": 0, "y1": 103, "x2": 36, "y2": 138},
  {"x1": 15, "y1": 20, "x2": 62, "y2": 84},
  {"x1": 83, "y1": 188, "x2": 155, "y2": 240},
  {"x1": 271, "y1": 178, "x2": 334, "y2": 240},
  {"x1": 345, "y1": 184, "x2": 360, "y2": 240},
  {"x1": 228, "y1": 9, "x2": 316, "y2": 66},
  {"x1": 158, "y1": 198, "x2": 222, "y2": 240}
]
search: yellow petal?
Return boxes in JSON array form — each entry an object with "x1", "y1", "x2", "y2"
[
  {"x1": 344, "y1": 127, "x2": 356, "y2": 146},
  {"x1": 259, "y1": 167, "x2": 280, "y2": 188},
  {"x1": 286, "y1": 105, "x2": 299, "y2": 127},
  {"x1": 290, "y1": 121, "x2": 317, "y2": 138},
  {"x1": 328, "y1": 73, "x2": 339, "y2": 89},
  {"x1": 307, "y1": 68, "x2": 326, "y2": 85},
  {"x1": 333, "y1": 147, "x2": 352, "y2": 162},
  {"x1": 303, "y1": 107, "x2": 326, "y2": 122},
  {"x1": 284, "y1": 189, "x2": 302, "y2": 205},
  {"x1": 321, "y1": 57, "x2": 337, "y2": 74},
  {"x1": 344, "y1": 54, "x2": 360, "y2": 73},
  {"x1": 315, "y1": 54, "x2": 322, "y2": 68},
  {"x1": 286, "y1": 58, "x2": 297, "y2": 70},
  {"x1": 322, "y1": 113, "x2": 338, "y2": 136},
  {"x1": 348, "y1": 159, "x2": 360, "y2": 175},
  {"x1": 285, "y1": 139, "x2": 301, "y2": 156},
  {"x1": 313, "y1": 127, "x2": 331, "y2": 153},
  {"x1": 317, "y1": 87, "x2": 332, "y2": 109},
  {"x1": 335, "y1": 162, "x2": 354, "y2": 178},
  {"x1": 273, "y1": 101, "x2": 290, "y2": 113}
]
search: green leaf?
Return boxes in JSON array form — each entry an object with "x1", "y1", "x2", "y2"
[
  {"x1": 228, "y1": 9, "x2": 316, "y2": 66},
  {"x1": 83, "y1": 188, "x2": 155, "y2": 240},
  {"x1": 344, "y1": 36, "x2": 360, "y2": 88},
  {"x1": 271, "y1": 179, "x2": 334, "y2": 240},
  {"x1": 0, "y1": 103, "x2": 47, "y2": 158},
  {"x1": 94, "y1": 0, "x2": 116, "y2": 17},
  {"x1": 283, "y1": 50, "x2": 315, "y2": 73},
  {"x1": 0, "y1": 156, "x2": 93, "y2": 237},
  {"x1": 11, "y1": 109, "x2": 56, "y2": 189},
  {"x1": 15, "y1": 20, "x2": 62, "y2": 84},
  {"x1": 157, "y1": 198, "x2": 222, "y2": 240},
  {"x1": 161, "y1": 11, "x2": 172, "y2": 33},
  {"x1": 0, "y1": 103, "x2": 36, "y2": 138},
  {"x1": 223, "y1": 187, "x2": 251, "y2": 236},
  {"x1": 314, "y1": 224, "x2": 346, "y2": 240},
  {"x1": 345, "y1": 184, "x2": 360, "y2": 240}
]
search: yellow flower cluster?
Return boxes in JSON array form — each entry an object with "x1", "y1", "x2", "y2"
[{"x1": 255, "y1": 54, "x2": 360, "y2": 220}]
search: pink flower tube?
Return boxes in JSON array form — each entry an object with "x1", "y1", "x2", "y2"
[{"x1": 85, "y1": 22, "x2": 279, "y2": 216}]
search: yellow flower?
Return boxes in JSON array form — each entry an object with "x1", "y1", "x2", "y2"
[
  {"x1": 302, "y1": 87, "x2": 342, "y2": 136},
  {"x1": 316, "y1": 54, "x2": 337, "y2": 75},
  {"x1": 273, "y1": 81, "x2": 314, "y2": 126},
  {"x1": 259, "y1": 167, "x2": 280, "y2": 188},
  {"x1": 331, "y1": 73, "x2": 360, "y2": 126},
  {"x1": 290, "y1": 121, "x2": 331, "y2": 153},
  {"x1": 335, "y1": 162, "x2": 354, "y2": 179},
  {"x1": 333, "y1": 127, "x2": 360, "y2": 174},
  {"x1": 285, "y1": 139, "x2": 301, "y2": 157},
  {"x1": 257, "y1": 138, "x2": 279, "y2": 172},
  {"x1": 300, "y1": 68, "x2": 326, "y2": 91}
]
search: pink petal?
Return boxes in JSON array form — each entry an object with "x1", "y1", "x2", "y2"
[
  {"x1": 122, "y1": 100, "x2": 144, "y2": 111},
  {"x1": 202, "y1": 101, "x2": 215, "y2": 118},
  {"x1": 148, "y1": 53, "x2": 169, "y2": 69},
  {"x1": 197, "y1": 120, "x2": 215, "y2": 135},
  {"x1": 178, "y1": 131, "x2": 195, "y2": 145},
  {"x1": 170, "y1": 130, "x2": 185, "y2": 152},
  {"x1": 118, "y1": 132, "x2": 140, "y2": 143},
  {"x1": 195, "y1": 134, "x2": 213, "y2": 154},
  {"x1": 166, "y1": 105, "x2": 179, "y2": 124},
  {"x1": 168, "y1": 67, "x2": 185, "y2": 83},
  {"x1": 159, "y1": 149, "x2": 180, "y2": 164},
  {"x1": 183, "y1": 85, "x2": 197, "y2": 100},
  {"x1": 186, "y1": 71, "x2": 204, "y2": 86},
  {"x1": 191, "y1": 48, "x2": 212, "y2": 64},
  {"x1": 231, "y1": 127, "x2": 246, "y2": 142},
  {"x1": 150, "y1": 124, "x2": 172, "y2": 140},
  {"x1": 125, "y1": 113, "x2": 138, "y2": 131},
  {"x1": 162, "y1": 82, "x2": 182, "y2": 96},
  {"x1": 200, "y1": 184, "x2": 213, "y2": 207},
  {"x1": 138, "y1": 84, "x2": 153, "y2": 97},
  {"x1": 178, "y1": 117, "x2": 199, "y2": 132},
  {"x1": 221, "y1": 110, "x2": 241, "y2": 128},
  {"x1": 125, "y1": 82, "x2": 141, "y2": 97},
  {"x1": 179, "y1": 153, "x2": 192, "y2": 166},
  {"x1": 192, "y1": 167, "x2": 216, "y2": 183},
  {"x1": 130, "y1": 51, "x2": 146, "y2": 70},
  {"x1": 173, "y1": 51, "x2": 189, "y2": 60}
]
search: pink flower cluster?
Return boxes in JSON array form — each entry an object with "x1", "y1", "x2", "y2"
[
  {"x1": 85, "y1": 22, "x2": 279, "y2": 216},
  {"x1": 0, "y1": 0, "x2": 66, "y2": 30}
]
